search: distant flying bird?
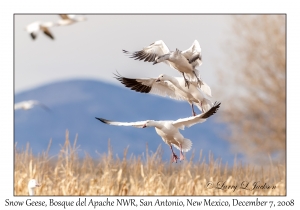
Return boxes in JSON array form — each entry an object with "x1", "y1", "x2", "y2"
[
  {"x1": 57, "y1": 14, "x2": 86, "y2": 26},
  {"x1": 114, "y1": 72, "x2": 213, "y2": 116},
  {"x1": 25, "y1": 21, "x2": 57, "y2": 40},
  {"x1": 28, "y1": 179, "x2": 40, "y2": 196},
  {"x1": 96, "y1": 102, "x2": 220, "y2": 163},
  {"x1": 123, "y1": 40, "x2": 203, "y2": 88},
  {"x1": 14, "y1": 100, "x2": 50, "y2": 111}
]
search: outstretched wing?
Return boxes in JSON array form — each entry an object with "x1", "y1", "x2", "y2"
[
  {"x1": 199, "y1": 81, "x2": 212, "y2": 96},
  {"x1": 31, "y1": 100, "x2": 51, "y2": 111},
  {"x1": 36, "y1": 103, "x2": 51, "y2": 111},
  {"x1": 96, "y1": 117, "x2": 146, "y2": 128},
  {"x1": 181, "y1": 40, "x2": 202, "y2": 67},
  {"x1": 188, "y1": 78, "x2": 211, "y2": 96},
  {"x1": 123, "y1": 40, "x2": 170, "y2": 63},
  {"x1": 30, "y1": 32, "x2": 37, "y2": 40},
  {"x1": 172, "y1": 101, "x2": 221, "y2": 129},
  {"x1": 41, "y1": 27, "x2": 54, "y2": 40},
  {"x1": 59, "y1": 14, "x2": 71, "y2": 20},
  {"x1": 114, "y1": 72, "x2": 184, "y2": 101}
]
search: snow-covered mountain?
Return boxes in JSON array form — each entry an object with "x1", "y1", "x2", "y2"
[{"x1": 14, "y1": 79, "x2": 236, "y2": 165}]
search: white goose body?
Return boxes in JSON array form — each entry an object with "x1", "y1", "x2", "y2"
[
  {"x1": 57, "y1": 14, "x2": 86, "y2": 26},
  {"x1": 115, "y1": 73, "x2": 212, "y2": 115},
  {"x1": 123, "y1": 40, "x2": 203, "y2": 87},
  {"x1": 25, "y1": 21, "x2": 56, "y2": 40},
  {"x1": 157, "y1": 74, "x2": 213, "y2": 113},
  {"x1": 159, "y1": 49, "x2": 197, "y2": 78},
  {"x1": 153, "y1": 121, "x2": 191, "y2": 153},
  {"x1": 96, "y1": 102, "x2": 220, "y2": 162},
  {"x1": 14, "y1": 100, "x2": 50, "y2": 111}
]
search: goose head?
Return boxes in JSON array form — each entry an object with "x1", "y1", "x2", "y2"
[
  {"x1": 156, "y1": 74, "x2": 167, "y2": 82},
  {"x1": 153, "y1": 56, "x2": 162, "y2": 65},
  {"x1": 142, "y1": 120, "x2": 155, "y2": 128},
  {"x1": 28, "y1": 179, "x2": 40, "y2": 195},
  {"x1": 153, "y1": 54, "x2": 169, "y2": 65}
]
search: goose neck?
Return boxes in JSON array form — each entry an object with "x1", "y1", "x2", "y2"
[
  {"x1": 167, "y1": 76, "x2": 180, "y2": 87},
  {"x1": 151, "y1": 121, "x2": 163, "y2": 129},
  {"x1": 28, "y1": 188, "x2": 34, "y2": 196}
]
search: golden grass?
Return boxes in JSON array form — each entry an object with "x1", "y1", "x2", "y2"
[{"x1": 14, "y1": 131, "x2": 285, "y2": 196}]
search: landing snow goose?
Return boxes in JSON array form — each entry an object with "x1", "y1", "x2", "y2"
[
  {"x1": 96, "y1": 102, "x2": 220, "y2": 163},
  {"x1": 25, "y1": 21, "x2": 56, "y2": 40},
  {"x1": 28, "y1": 179, "x2": 41, "y2": 195},
  {"x1": 14, "y1": 100, "x2": 50, "y2": 111},
  {"x1": 115, "y1": 72, "x2": 213, "y2": 116},
  {"x1": 57, "y1": 14, "x2": 86, "y2": 26},
  {"x1": 123, "y1": 40, "x2": 203, "y2": 87}
]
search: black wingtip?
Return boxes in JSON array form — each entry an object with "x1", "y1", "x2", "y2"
[
  {"x1": 113, "y1": 71, "x2": 124, "y2": 82},
  {"x1": 112, "y1": 72, "x2": 152, "y2": 94},
  {"x1": 95, "y1": 117, "x2": 110, "y2": 124},
  {"x1": 43, "y1": 106, "x2": 52, "y2": 112},
  {"x1": 30, "y1": 32, "x2": 36, "y2": 40},
  {"x1": 201, "y1": 101, "x2": 221, "y2": 119},
  {"x1": 114, "y1": 70, "x2": 122, "y2": 76},
  {"x1": 189, "y1": 54, "x2": 200, "y2": 64}
]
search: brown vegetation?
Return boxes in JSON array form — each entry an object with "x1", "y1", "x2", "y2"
[
  {"x1": 14, "y1": 131, "x2": 285, "y2": 196},
  {"x1": 216, "y1": 15, "x2": 286, "y2": 162}
]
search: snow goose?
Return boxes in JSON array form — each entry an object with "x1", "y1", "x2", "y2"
[
  {"x1": 14, "y1": 100, "x2": 50, "y2": 111},
  {"x1": 114, "y1": 72, "x2": 213, "y2": 116},
  {"x1": 95, "y1": 102, "x2": 220, "y2": 163},
  {"x1": 57, "y1": 14, "x2": 86, "y2": 26},
  {"x1": 25, "y1": 21, "x2": 56, "y2": 40},
  {"x1": 28, "y1": 179, "x2": 41, "y2": 195},
  {"x1": 123, "y1": 40, "x2": 203, "y2": 87}
]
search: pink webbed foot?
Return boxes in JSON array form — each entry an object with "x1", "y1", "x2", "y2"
[
  {"x1": 180, "y1": 150, "x2": 185, "y2": 161},
  {"x1": 171, "y1": 152, "x2": 179, "y2": 163},
  {"x1": 170, "y1": 145, "x2": 179, "y2": 163},
  {"x1": 192, "y1": 110, "x2": 196, "y2": 116}
]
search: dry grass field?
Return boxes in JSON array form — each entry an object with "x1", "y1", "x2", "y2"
[{"x1": 14, "y1": 131, "x2": 285, "y2": 196}]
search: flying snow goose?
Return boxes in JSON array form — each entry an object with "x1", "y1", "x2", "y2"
[
  {"x1": 96, "y1": 102, "x2": 220, "y2": 163},
  {"x1": 57, "y1": 14, "x2": 86, "y2": 26},
  {"x1": 123, "y1": 40, "x2": 203, "y2": 87},
  {"x1": 25, "y1": 21, "x2": 56, "y2": 40},
  {"x1": 114, "y1": 72, "x2": 213, "y2": 116},
  {"x1": 14, "y1": 100, "x2": 50, "y2": 111},
  {"x1": 28, "y1": 179, "x2": 41, "y2": 195}
]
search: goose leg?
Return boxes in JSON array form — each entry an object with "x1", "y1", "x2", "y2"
[
  {"x1": 182, "y1": 73, "x2": 190, "y2": 88},
  {"x1": 191, "y1": 103, "x2": 196, "y2": 116},
  {"x1": 200, "y1": 101, "x2": 204, "y2": 113},
  {"x1": 170, "y1": 145, "x2": 178, "y2": 163},
  {"x1": 179, "y1": 144, "x2": 184, "y2": 161},
  {"x1": 193, "y1": 70, "x2": 203, "y2": 87}
]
